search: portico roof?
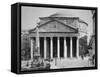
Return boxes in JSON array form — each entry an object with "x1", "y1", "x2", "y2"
[{"x1": 29, "y1": 18, "x2": 78, "y2": 33}]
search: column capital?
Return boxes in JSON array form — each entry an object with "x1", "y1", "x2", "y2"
[
  {"x1": 77, "y1": 36, "x2": 79, "y2": 39},
  {"x1": 50, "y1": 37, "x2": 53, "y2": 39},
  {"x1": 64, "y1": 37, "x2": 66, "y2": 39},
  {"x1": 70, "y1": 36, "x2": 73, "y2": 38},
  {"x1": 44, "y1": 37, "x2": 46, "y2": 39},
  {"x1": 57, "y1": 37, "x2": 60, "y2": 39}
]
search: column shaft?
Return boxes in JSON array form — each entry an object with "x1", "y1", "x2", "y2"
[
  {"x1": 77, "y1": 37, "x2": 79, "y2": 57},
  {"x1": 50, "y1": 37, "x2": 53, "y2": 59},
  {"x1": 57, "y1": 37, "x2": 60, "y2": 58},
  {"x1": 64, "y1": 37, "x2": 67, "y2": 58},
  {"x1": 38, "y1": 37, "x2": 40, "y2": 54},
  {"x1": 30, "y1": 38, "x2": 33, "y2": 60},
  {"x1": 44, "y1": 37, "x2": 46, "y2": 59},
  {"x1": 70, "y1": 37, "x2": 73, "y2": 58}
]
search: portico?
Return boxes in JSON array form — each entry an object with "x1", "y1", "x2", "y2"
[{"x1": 30, "y1": 35, "x2": 79, "y2": 59}]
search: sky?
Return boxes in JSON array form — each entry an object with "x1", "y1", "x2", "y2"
[{"x1": 21, "y1": 6, "x2": 93, "y2": 36}]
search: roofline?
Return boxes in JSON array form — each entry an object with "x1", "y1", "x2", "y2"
[
  {"x1": 28, "y1": 19, "x2": 78, "y2": 33},
  {"x1": 39, "y1": 17, "x2": 79, "y2": 19},
  {"x1": 39, "y1": 17, "x2": 88, "y2": 26},
  {"x1": 28, "y1": 27, "x2": 37, "y2": 33},
  {"x1": 78, "y1": 19, "x2": 88, "y2": 26},
  {"x1": 38, "y1": 19, "x2": 77, "y2": 30},
  {"x1": 29, "y1": 17, "x2": 88, "y2": 33}
]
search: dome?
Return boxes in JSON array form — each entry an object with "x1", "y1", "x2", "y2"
[{"x1": 49, "y1": 11, "x2": 78, "y2": 17}]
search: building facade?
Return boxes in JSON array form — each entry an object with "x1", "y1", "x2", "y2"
[{"x1": 28, "y1": 15, "x2": 88, "y2": 60}]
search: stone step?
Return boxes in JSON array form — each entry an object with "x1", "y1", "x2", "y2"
[{"x1": 50, "y1": 57, "x2": 90, "y2": 69}]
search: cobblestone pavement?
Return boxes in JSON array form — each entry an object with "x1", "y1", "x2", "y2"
[
  {"x1": 21, "y1": 57, "x2": 94, "y2": 70},
  {"x1": 50, "y1": 57, "x2": 94, "y2": 69}
]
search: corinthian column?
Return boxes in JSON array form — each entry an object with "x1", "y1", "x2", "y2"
[
  {"x1": 64, "y1": 37, "x2": 67, "y2": 58},
  {"x1": 44, "y1": 37, "x2": 46, "y2": 59},
  {"x1": 70, "y1": 37, "x2": 73, "y2": 58},
  {"x1": 30, "y1": 38, "x2": 33, "y2": 60},
  {"x1": 76, "y1": 37, "x2": 79, "y2": 57},
  {"x1": 57, "y1": 37, "x2": 60, "y2": 58},
  {"x1": 50, "y1": 37, "x2": 53, "y2": 59}
]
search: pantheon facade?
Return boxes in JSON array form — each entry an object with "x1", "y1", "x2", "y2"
[{"x1": 28, "y1": 14, "x2": 88, "y2": 60}]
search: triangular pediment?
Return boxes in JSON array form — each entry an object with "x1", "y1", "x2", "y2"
[{"x1": 31, "y1": 20, "x2": 77, "y2": 33}]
